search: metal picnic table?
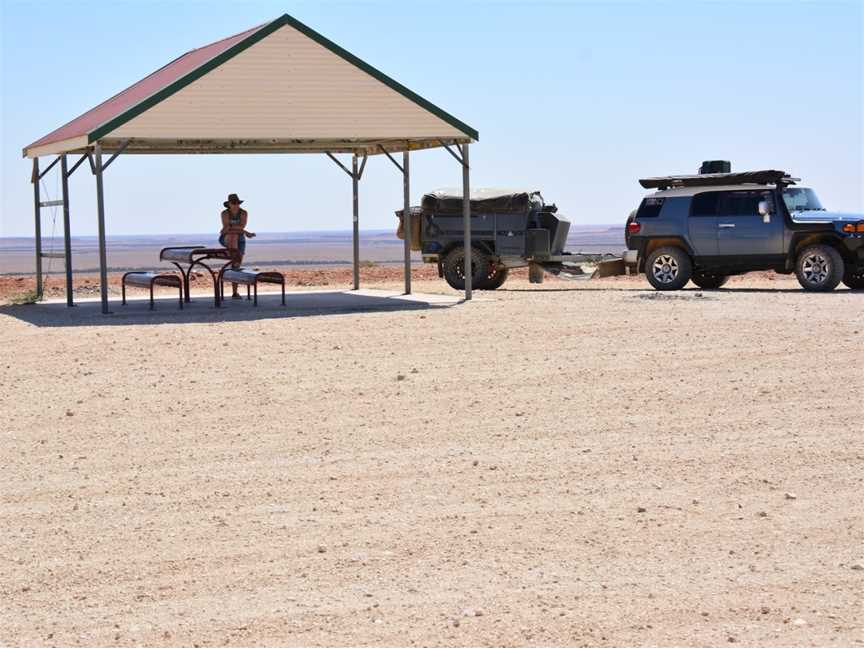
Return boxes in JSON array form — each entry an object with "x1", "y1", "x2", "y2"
[{"x1": 159, "y1": 246, "x2": 235, "y2": 307}]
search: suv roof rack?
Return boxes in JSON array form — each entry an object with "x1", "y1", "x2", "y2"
[{"x1": 639, "y1": 170, "x2": 799, "y2": 190}]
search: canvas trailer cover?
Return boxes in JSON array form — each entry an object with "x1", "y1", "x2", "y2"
[{"x1": 421, "y1": 188, "x2": 545, "y2": 215}]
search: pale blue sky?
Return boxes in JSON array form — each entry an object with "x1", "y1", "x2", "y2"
[{"x1": 1, "y1": 0, "x2": 862, "y2": 239}]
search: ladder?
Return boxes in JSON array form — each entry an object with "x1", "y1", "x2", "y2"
[{"x1": 32, "y1": 156, "x2": 74, "y2": 306}]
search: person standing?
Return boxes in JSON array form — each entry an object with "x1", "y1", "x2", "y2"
[{"x1": 219, "y1": 193, "x2": 256, "y2": 299}]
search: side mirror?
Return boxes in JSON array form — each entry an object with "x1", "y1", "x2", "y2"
[{"x1": 758, "y1": 200, "x2": 773, "y2": 223}]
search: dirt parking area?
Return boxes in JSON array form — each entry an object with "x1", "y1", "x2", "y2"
[{"x1": 1, "y1": 273, "x2": 862, "y2": 647}]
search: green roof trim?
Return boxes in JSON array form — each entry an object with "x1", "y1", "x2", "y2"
[
  {"x1": 279, "y1": 15, "x2": 478, "y2": 141},
  {"x1": 89, "y1": 13, "x2": 478, "y2": 144}
]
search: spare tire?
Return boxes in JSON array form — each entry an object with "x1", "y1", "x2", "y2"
[
  {"x1": 624, "y1": 209, "x2": 637, "y2": 248},
  {"x1": 442, "y1": 246, "x2": 490, "y2": 291}
]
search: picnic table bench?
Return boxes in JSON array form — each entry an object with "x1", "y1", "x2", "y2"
[
  {"x1": 121, "y1": 272, "x2": 184, "y2": 310},
  {"x1": 221, "y1": 268, "x2": 286, "y2": 306},
  {"x1": 159, "y1": 246, "x2": 234, "y2": 307}
]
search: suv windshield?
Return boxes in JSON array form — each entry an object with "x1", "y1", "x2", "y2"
[{"x1": 783, "y1": 187, "x2": 824, "y2": 212}]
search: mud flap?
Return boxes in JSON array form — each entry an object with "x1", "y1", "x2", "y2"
[{"x1": 528, "y1": 262, "x2": 545, "y2": 283}]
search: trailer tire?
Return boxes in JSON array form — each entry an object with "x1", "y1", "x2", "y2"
[
  {"x1": 477, "y1": 265, "x2": 509, "y2": 290},
  {"x1": 691, "y1": 272, "x2": 729, "y2": 289},
  {"x1": 442, "y1": 246, "x2": 490, "y2": 291},
  {"x1": 645, "y1": 246, "x2": 692, "y2": 291}
]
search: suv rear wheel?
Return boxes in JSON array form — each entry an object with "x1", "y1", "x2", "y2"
[
  {"x1": 795, "y1": 244, "x2": 844, "y2": 292},
  {"x1": 442, "y1": 246, "x2": 490, "y2": 291},
  {"x1": 691, "y1": 272, "x2": 729, "y2": 290},
  {"x1": 842, "y1": 268, "x2": 864, "y2": 290},
  {"x1": 645, "y1": 246, "x2": 692, "y2": 291}
]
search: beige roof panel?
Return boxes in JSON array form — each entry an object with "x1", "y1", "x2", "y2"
[
  {"x1": 111, "y1": 26, "x2": 467, "y2": 142},
  {"x1": 23, "y1": 14, "x2": 477, "y2": 157}
]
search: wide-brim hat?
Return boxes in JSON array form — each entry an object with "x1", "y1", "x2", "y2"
[{"x1": 223, "y1": 193, "x2": 244, "y2": 208}]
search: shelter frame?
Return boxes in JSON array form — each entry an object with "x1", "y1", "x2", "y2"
[
  {"x1": 29, "y1": 140, "x2": 472, "y2": 313},
  {"x1": 23, "y1": 13, "x2": 477, "y2": 312}
]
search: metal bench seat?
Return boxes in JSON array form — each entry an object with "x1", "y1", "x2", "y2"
[
  {"x1": 121, "y1": 272, "x2": 184, "y2": 310},
  {"x1": 220, "y1": 268, "x2": 285, "y2": 306}
]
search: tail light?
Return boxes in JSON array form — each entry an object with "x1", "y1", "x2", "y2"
[
  {"x1": 841, "y1": 223, "x2": 864, "y2": 233},
  {"x1": 628, "y1": 221, "x2": 642, "y2": 234}
]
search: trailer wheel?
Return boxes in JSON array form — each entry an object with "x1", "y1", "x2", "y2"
[
  {"x1": 442, "y1": 246, "x2": 490, "y2": 291},
  {"x1": 477, "y1": 265, "x2": 509, "y2": 290},
  {"x1": 690, "y1": 272, "x2": 728, "y2": 289}
]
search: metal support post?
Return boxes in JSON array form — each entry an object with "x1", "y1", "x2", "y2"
[
  {"x1": 60, "y1": 155, "x2": 74, "y2": 306},
  {"x1": 32, "y1": 158, "x2": 43, "y2": 299},
  {"x1": 403, "y1": 151, "x2": 411, "y2": 295},
  {"x1": 352, "y1": 155, "x2": 360, "y2": 290},
  {"x1": 94, "y1": 144, "x2": 110, "y2": 314},
  {"x1": 462, "y1": 143, "x2": 472, "y2": 300},
  {"x1": 327, "y1": 151, "x2": 364, "y2": 291}
]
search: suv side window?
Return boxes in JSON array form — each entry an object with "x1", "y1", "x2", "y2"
[
  {"x1": 690, "y1": 192, "x2": 722, "y2": 217},
  {"x1": 717, "y1": 191, "x2": 768, "y2": 216},
  {"x1": 636, "y1": 197, "x2": 665, "y2": 218}
]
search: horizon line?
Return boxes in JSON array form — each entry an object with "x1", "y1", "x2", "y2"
[{"x1": 0, "y1": 224, "x2": 623, "y2": 241}]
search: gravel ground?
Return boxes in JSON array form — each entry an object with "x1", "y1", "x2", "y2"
[{"x1": 1, "y1": 273, "x2": 862, "y2": 647}]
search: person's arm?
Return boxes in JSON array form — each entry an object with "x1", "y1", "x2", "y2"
[
  {"x1": 220, "y1": 211, "x2": 229, "y2": 235},
  {"x1": 240, "y1": 210, "x2": 255, "y2": 238}
]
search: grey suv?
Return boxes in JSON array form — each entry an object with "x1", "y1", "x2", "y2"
[{"x1": 626, "y1": 166, "x2": 864, "y2": 291}]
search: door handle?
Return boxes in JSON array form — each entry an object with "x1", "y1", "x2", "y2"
[{"x1": 718, "y1": 223, "x2": 736, "y2": 228}]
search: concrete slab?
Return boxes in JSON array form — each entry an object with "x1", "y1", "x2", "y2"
[{"x1": 0, "y1": 288, "x2": 485, "y2": 328}]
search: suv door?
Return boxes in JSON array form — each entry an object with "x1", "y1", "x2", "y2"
[
  {"x1": 688, "y1": 191, "x2": 720, "y2": 257},
  {"x1": 716, "y1": 190, "x2": 785, "y2": 257}
]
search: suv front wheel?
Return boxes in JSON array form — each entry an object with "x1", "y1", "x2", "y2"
[
  {"x1": 795, "y1": 244, "x2": 844, "y2": 292},
  {"x1": 645, "y1": 246, "x2": 693, "y2": 291}
]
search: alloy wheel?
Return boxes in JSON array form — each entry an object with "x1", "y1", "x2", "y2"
[
  {"x1": 801, "y1": 253, "x2": 830, "y2": 285},
  {"x1": 651, "y1": 254, "x2": 679, "y2": 284}
]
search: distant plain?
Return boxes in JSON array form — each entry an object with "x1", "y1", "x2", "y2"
[{"x1": 0, "y1": 226, "x2": 625, "y2": 275}]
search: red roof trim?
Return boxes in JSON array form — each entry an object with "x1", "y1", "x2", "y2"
[{"x1": 23, "y1": 21, "x2": 269, "y2": 155}]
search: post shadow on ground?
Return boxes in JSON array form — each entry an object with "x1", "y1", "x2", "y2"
[{"x1": 0, "y1": 289, "x2": 465, "y2": 328}]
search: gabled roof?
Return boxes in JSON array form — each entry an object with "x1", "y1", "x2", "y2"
[{"x1": 23, "y1": 14, "x2": 477, "y2": 158}]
